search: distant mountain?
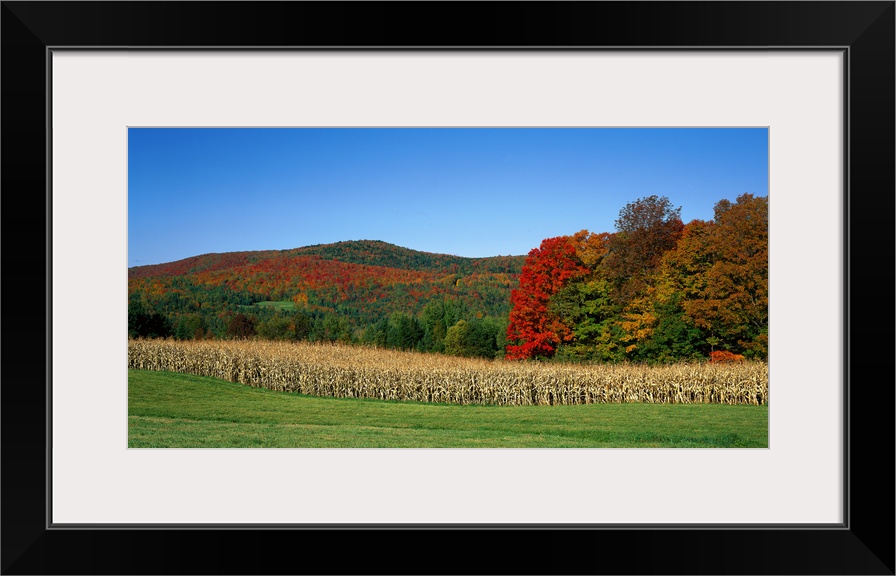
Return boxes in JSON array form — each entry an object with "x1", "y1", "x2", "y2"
[
  {"x1": 129, "y1": 240, "x2": 524, "y2": 278},
  {"x1": 128, "y1": 240, "x2": 527, "y2": 334},
  {"x1": 292, "y1": 240, "x2": 525, "y2": 275},
  {"x1": 128, "y1": 249, "x2": 282, "y2": 279}
]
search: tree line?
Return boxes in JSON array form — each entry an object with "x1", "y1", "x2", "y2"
[
  {"x1": 128, "y1": 295, "x2": 508, "y2": 359},
  {"x1": 505, "y1": 193, "x2": 768, "y2": 363}
]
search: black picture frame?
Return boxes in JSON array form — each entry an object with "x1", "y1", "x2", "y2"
[{"x1": 2, "y1": 2, "x2": 893, "y2": 574}]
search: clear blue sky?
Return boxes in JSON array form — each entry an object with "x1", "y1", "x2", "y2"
[{"x1": 128, "y1": 127, "x2": 768, "y2": 266}]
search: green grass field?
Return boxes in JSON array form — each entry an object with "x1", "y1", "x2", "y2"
[{"x1": 128, "y1": 370, "x2": 768, "y2": 448}]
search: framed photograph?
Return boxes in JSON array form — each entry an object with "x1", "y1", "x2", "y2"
[{"x1": 3, "y1": 2, "x2": 893, "y2": 574}]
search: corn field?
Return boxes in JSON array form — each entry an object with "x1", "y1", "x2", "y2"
[{"x1": 128, "y1": 338, "x2": 768, "y2": 406}]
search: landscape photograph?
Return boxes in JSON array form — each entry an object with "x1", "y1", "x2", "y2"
[{"x1": 128, "y1": 127, "x2": 769, "y2": 448}]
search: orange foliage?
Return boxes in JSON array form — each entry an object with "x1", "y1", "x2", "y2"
[{"x1": 709, "y1": 350, "x2": 745, "y2": 363}]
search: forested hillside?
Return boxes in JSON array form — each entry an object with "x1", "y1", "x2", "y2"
[{"x1": 128, "y1": 241, "x2": 525, "y2": 358}]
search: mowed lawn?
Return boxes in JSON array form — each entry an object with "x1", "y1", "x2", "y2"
[{"x1": 128, "y1": 370, "x2": 768, "y2": 448}]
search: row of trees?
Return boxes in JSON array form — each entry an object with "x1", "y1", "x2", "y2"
[
  {"x1": 128, "y1": 296, "x2": 508, "y2": 359},
  {"x1": 359, "y1": 300, "x2": 507, "y2": 359},
  {"x1": 505, "y1": 194, "x2": 768, "y2": 363}
]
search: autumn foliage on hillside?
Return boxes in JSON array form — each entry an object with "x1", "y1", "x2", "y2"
[
  {"x1": 128, "y1": 241, "x2": 524, "y2": 358},
  {"x1": 129, "y1": 251, "x2": 521, "y2": 323}
]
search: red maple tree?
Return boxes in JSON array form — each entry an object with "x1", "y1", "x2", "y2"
[{"x1": 505, "y1": 236, "x2": 588, "y2": 360}]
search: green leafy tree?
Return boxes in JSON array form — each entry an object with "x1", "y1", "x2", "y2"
[
  {"x1": 550, "y1": 276, "x2": 623, "y2": 362},
  {"x1": 465, "y1": 318, "x2": 502, "y2": 359},
  {"x1": 443, "y1": 320, "x2": 469, "y2": 356},
  {"x1": 128, "y1": 300, "x2": 172, "y2": 339},
  {"x1": 363, "y1": 317, "x2": 390, "y2": 348},
  {"x1": 442, "y1": 317, "x2": 503, "y2": 359},
  {"x1": 385, "y1": 312, "x2": 424, "y2": 350},
  {"x1": 315, "y1": 313, "x2": 353, "y2": 344},
  {"x1": 173, "y1": 313, "x2": 208, "y2": 340},
  {"x1": 292, "y1": 311, "x2": 313, "y2": 341},
  {"x1": 257, "y1": 315, "x2": 296, "y2": 340},
  {"x1": 627, "y1": 293, "x2": 705, "y2": 363},
  {"x1": 420, "y1": 297, "x2": 464, "y2": 353}
]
